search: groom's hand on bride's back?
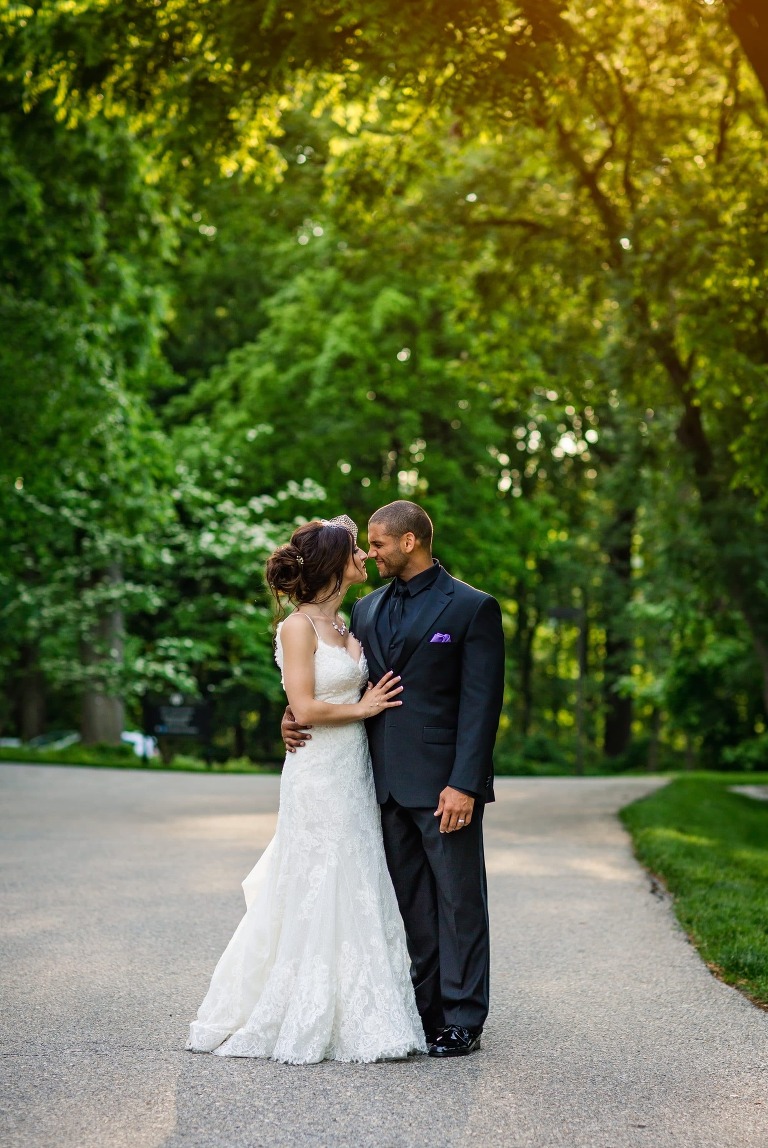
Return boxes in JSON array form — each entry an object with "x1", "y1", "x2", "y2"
[{"x1": 282, "y1": 705, "x2": 312, "y2": 752}]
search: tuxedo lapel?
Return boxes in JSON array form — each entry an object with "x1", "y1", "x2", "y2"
[
  {"x1": 360, "y1": 589, "x2": 388, "y2": 675},
  {"x1": 393, "y1": 570, "x2": 454, "y2": 672}
]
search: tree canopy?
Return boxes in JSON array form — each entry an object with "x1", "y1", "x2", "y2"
[{"x1": 2, "y1": 0, "x2": 767, "y2": 771}]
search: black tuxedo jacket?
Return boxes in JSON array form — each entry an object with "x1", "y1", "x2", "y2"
[{"x1": 349, "y1": 567, "x2": 505, "y2": 808}]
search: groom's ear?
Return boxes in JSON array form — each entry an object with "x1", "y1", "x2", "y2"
[{"x1": 401, "y1": 532, "x2": 416, "y2": 553}]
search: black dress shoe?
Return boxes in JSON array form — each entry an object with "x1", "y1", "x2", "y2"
[
  {"x1": 428, "y1": 1024, "x2": 483, "y2": 1058},
  {"x1": 422, "y1": 1018, "x2": 445, "y2": 1046}
]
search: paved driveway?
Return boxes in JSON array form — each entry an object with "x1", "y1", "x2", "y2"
[{"x1": 1, "y1": 766, "x2": 766, "y2": 1147}]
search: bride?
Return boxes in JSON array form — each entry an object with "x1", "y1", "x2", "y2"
[{"x1": 186, "y1": 515, "x2": 427, "y2": 1063}]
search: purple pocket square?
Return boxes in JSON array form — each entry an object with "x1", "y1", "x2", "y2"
[{"x1": 430, "y1": 632, "x2": 452, "y2": 643}]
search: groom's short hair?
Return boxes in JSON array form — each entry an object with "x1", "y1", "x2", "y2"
[{"x1": 369, "y1": 501, "x2": 433, "y2": 548}]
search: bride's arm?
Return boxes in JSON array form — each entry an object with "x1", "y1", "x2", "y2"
[{"x1": 280, "y1": 616, "x2": 403, "y2": 726}]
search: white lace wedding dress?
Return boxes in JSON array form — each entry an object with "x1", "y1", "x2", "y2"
[{"x1": 186, "y1": 624, "x2": 426, "y2": 1064}]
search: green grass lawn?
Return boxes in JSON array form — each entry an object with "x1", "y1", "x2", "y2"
[
  {"x1": 0, "y1": 745, "x2": 280, "y2": 774},
  {"x1": 621, "y1": 774, "x2": 768, "y2": 1009}
]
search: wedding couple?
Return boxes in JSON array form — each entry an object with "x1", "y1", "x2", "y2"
[{"x1": 187, "y1": 500, "x2": 505, "y2": 1063}]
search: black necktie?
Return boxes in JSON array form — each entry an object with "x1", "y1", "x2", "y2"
[{"x1": 388, "y1": 580, "x2": 407, "y2": 647}]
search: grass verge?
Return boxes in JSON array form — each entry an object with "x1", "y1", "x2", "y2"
[
  {"x1": 0, "y1": 746, "x2": 280, "y2": 774},
  {"x1": 621, "y1": 773, "x2": 768, "y2": 1009}
]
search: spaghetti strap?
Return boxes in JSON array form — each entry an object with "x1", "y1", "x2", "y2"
[{"x1": 296, "y1": 611, "x2": 321, "y2": 641}]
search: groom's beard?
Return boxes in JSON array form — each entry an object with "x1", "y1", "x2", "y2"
[{"x1": 374, "y1": 559, "x2": 408, "y2": 580}]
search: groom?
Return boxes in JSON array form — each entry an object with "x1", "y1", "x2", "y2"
[{"x1": 284, "y1": 501, "x2": 505, "y2": 1057}]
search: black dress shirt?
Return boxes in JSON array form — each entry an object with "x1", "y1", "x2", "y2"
[{"x1": 376, "y1": 559, "x2": 442, "y2": 664}]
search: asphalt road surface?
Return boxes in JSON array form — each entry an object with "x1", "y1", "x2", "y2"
[{"x1": 1, "y1": 766, "x2": 766, "y2": 1148}]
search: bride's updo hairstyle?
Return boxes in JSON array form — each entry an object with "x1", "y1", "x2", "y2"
[{"x1": 266, "y1": 520, "x2": 355, "y2": 623}]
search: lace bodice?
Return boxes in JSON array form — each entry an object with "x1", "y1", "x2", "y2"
[{"x1": 274, "y1": 620, "x2": 368, "y2": 704}]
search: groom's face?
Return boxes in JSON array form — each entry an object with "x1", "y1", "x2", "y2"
[{"x1": 366, "y1": 522, "x2": 410, "y2": 579}]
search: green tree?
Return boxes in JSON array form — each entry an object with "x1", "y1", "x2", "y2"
[{"x1": 0, "y1": 71, "x2": 174, "y2": 740}]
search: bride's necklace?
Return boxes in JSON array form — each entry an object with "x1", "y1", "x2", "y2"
[{"x1": 301, "y1": 607, "x2": 348, "y2": 637}]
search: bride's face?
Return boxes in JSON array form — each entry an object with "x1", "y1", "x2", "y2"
[{"x1": 344, "y1": 544, "x2": 369, "y2": 585}]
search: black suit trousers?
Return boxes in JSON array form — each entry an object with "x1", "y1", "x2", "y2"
[{"x1": 380, "y1": 796, "x2": 490, "y2": 1032}]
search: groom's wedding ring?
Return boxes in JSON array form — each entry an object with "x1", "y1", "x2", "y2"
[{"x1": 458, "y1": 819, "x2": 465, "y2": 824}]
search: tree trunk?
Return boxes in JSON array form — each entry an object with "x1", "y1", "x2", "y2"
[
  {"x1": 646, "y1": 708, "x2": 662, "y2": 772},
  {"x1": 520, "y1": 617, "x2": 537, "y2": 737},
  {"x1": 233, "y1": 718, "x2": 246, "y2": 758},
  {"x1": 602, "y1": 507, "x2": 636, "y2": 758},
  {"x1": 684, "y1": 733, "x2": 696, "y2": 771},
  {"x1": 81, "y1": 690, "x2": 124, "y2": 745},
  {"x1": 603, "y1": 641, "x2": 633, "y2": 756},
  {"x1": 19, "y1": 644, "x2": 46, "y2": 741},
  {"x1": 729, "y1": 0, "x2": 768, "y2": 102},
  {"x1": 80, "y1": 563, "x2": 124, "y2": 745},
  {"x1": 513, "y1": 587, "x2": 539, "y2": 736}
]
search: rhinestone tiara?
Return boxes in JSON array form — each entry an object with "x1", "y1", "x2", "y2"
[{"x1": 321, "y1": 514, "x2": 358, "y2": 541}]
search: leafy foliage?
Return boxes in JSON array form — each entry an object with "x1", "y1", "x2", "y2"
[{"x1": 1, "y1": 0, "x2": 767, "y2": 767}]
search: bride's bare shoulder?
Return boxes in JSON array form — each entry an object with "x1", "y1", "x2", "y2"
[{"x1": 279, "y1": 611, "x2": 317, "y2": 648}]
